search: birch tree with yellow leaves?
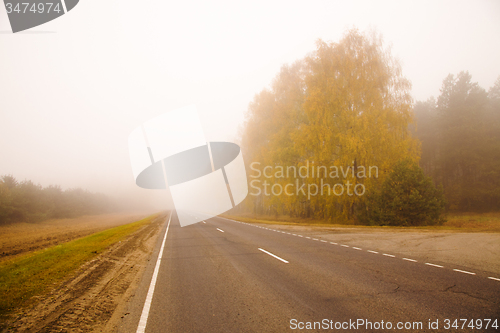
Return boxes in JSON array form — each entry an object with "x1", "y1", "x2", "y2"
[{"x1": 241, "y1": 29, "x2": 421, "y2": 223}]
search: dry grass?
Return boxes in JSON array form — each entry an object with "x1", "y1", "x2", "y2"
[
  {"x1": 0, "y1": 212, "x2": 153, "y2": 262},
  {"x1": 442, "y1": 212, "x2": 500, "y2": 231},
  {"x1": 0, "y1": 214, "x2": 160, "y2": 318}
]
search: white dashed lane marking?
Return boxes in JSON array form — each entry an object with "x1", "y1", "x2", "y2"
[
  {"x1": 425, "y1": 263, "x2": 443, "y2": 268},
  {"x1": 454, "y1": 269, "x2": 476, "y2": 275},
  {"x1": 258, "y1": 248, "x2": 289, "y2": 264},
  {"x1": 219, "y1": 218, "x2": 500, "y2": 283},
  {"x1": 402, "y1": 258, "x2": 417, "y2": 262}
]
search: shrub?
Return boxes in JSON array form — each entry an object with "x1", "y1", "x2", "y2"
[{"x1": 362, "y1": 159, "x2": 446, "y2": 226}]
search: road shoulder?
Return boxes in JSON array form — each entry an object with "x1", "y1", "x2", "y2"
[{"x1": 1, "y1": 213, "x2": 166, "y2": 333}]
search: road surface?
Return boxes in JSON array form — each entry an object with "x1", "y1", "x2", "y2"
[{"x1": 120, "y1": 212, "x2": 500, "y2": 332}]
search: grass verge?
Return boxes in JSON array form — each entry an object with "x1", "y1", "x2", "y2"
[
  {"x1": 223, "y1": 212, "x2": 500, "y2": 232},
  {"x1": 0, "y1": 213, "x2": 160, "y2": 318}
]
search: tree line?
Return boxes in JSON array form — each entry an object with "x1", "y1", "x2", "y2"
[
  {"x1": 239, "y1": 28, "x2": 499, "y2": 226},
  {"x1": 0, "y1": 175, "x2": 114, "y2": 224},
  {"x1": 414, "y1": 73, "x2": 500, "y2": 212}
]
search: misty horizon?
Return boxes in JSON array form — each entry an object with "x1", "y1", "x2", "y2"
[{"x1": 1, "y1": 0, "x2": 499, "y2": 211}]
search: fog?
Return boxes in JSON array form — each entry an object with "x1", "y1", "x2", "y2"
[{"x1": 0, "y1": 0, "x2": 499, "y2": 210}]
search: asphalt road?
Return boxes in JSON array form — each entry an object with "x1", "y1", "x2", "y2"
[{"x1": 124, "y1": 212, "x2": 500, "y2": 332}]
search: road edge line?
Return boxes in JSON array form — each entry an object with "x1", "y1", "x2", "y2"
[{"x1": 136, "y1": 211, "x2": 172, "y2": 333}]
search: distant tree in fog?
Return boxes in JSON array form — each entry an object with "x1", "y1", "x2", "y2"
[
  {"x1": 414, "y1": 73, "x2": 500, "y2": 211},
  {"x1": 0, "y1": 175, "x2": 115, "y2": 224}
]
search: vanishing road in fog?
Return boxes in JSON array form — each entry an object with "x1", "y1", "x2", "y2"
[{"x1": 120, "y1": 213, "x2": 500, "y2": 332}]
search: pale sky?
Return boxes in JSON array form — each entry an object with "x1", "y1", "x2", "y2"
[{"x1": 0, "y1": 0, "x2": 499, "y2": 208}]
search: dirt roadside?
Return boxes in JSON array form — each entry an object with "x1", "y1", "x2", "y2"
[{"x1": 1, "y1": 213, "x2": 167, "y2": 333}]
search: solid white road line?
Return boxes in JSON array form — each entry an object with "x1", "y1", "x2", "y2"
[
  {"x1": 258, "y1": 248, "x2": 289, "y2": 263},
  {"x1": 425, "y1": 263, "x2": 444, "y2": 268},
  {"x1": 488, "y1": 277, "x2": 500, "y2": 281},
  {"x1": 217, "y1": 228, "x2": 224, "y2": 233},
  {"x1": 453, "y1": 269, "x2": 475, "y2": 275},
  {"x1": 136, "y1": 212, "x2": 172, "y2": 333},
  {"x1": 403, "y1": 258, "x2": 417, "y2": 262}
]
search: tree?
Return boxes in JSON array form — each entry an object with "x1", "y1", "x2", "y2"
[
  {"x1": 362, "y1": 159, "x2": 445, "y2": 226},
  {"x1": 1, "y1": 175, "x2": 18, "y2": 189},
  {"x1": 300, "y1": 31, "x2": 419, "y2": 221},
  {"x1": 413, "y1": 73, "x2": 500, "y2": 211},
  {"x1": 0, "y1": 175, "x2": 115, "y2": 224},
  {"x1": 241, "y1": 28, "x2": 420, "y2": 222},
  {"x1": 413, "y1": 98, "x2": 438, "y2": 178},
  {"x1": 437, "y1": 72, "x2": 498, "y2": 210},
  {"x1": 0, "y1": 181, "x2": 13, "y2": 224},
  {"x1": 241, "y1": 60, "x2": 307, "y2": 217}
]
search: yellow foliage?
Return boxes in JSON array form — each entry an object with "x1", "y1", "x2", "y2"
[{"x1": 241, "y1": 29, "x2": 420, "y2": 222}]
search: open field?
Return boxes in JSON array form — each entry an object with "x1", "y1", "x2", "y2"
[
  {"x1": 0, "y1": 212, "x2": 167, "y2": 332},
  {"x1": 0, "y1": 212, "x2": 154, "y2": 262}
]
